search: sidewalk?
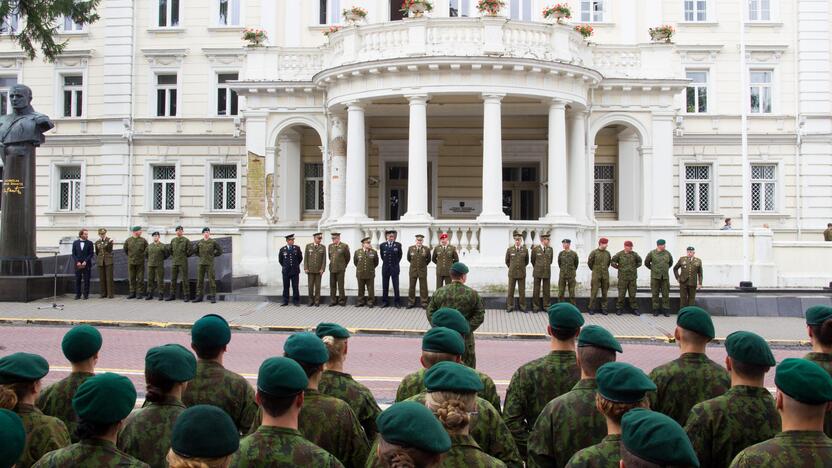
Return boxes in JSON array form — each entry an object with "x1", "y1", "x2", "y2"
[{"x1": 0, "y1": 296, "x2": 812, "y2": 345}]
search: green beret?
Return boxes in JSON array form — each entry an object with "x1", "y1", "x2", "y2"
[
  {"x1": 131, "y1": 226, "x2": 141, "y2": 232},
  {"x1": 0, "y1": 409, "x2": 25, "y2": 468},
  {"x1": 283, "y1": 332, "x2": 329, "y2": 365},
  {"x1": 145, "y1": 344, "x2": 197, "y2": 382},
  {"x1": 621, "y1": 409, "x2": 699, "y2": 467},
  {"x1": 578, "y1": 325, "x2": 623, "y2": 352},
  {"x1": 422, "y1": 327, "x2": 465, "y2": 356},
  {"x1": 725, "y1": 331, "x2": 776, "y2": 367},
  {"x1": 450, "y1": 262, "x2": 468, "y2": 274},
  {"x1": 202, "y1": 227, "x2": 211, "y2": 233},
  {"x1": 805, "y1": 305, "x2": 832, "y2": 326},
  {"x1": 257, "y1": 357, "x2": 308, "y2": 397},
  {"x1": 677, "y1": 306, "x2": 715, "y2": 340},
  {"x1": 596, "y1": 362, "x2": 655, "y2": 403},
  {"x1": 376, "y1": 401, "x2": 452, "y2": 454},
  {"x1": 430, "y1": 308, "x2": 470, "y2": 335},
  {"x1": 61, "y1": 325, "x2": 102, "y2": 363},
  {"x1": 315, "y1": 322, "x2": 351, "y2": 339},
  {"x1": 0, "y1": 352, "x2": 49, "y2": 384},
  {"x1": 775, "y1": 358, "x2": 832, "y2": 405},
  {"x1": 73, "y1": 373, "x2": 137, "y2": 424},
  {"x1": 191, "y1": 314, "x2": 231, "y2": 349},
  {"x1": 424, "y1": 361, "x2": 483, "y2": 393},
  {"x1": 548, "y1": 302, "x2": 585, "y2": 330},
  {"x1": 656, "y1": 239, "x2": 666, "y2": 245},
  {"x1": 171, "y1": 405, "x2": 239, "y2": 459}
]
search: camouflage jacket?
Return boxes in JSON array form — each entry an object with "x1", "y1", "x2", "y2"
[
  {"x1": 804, "y1": 352, "x2": 832, "y2": 438},
  {"x1": 394, "y1": 367, "x2": 502, "y2": 414},
  {"x1": 36, "y1": 371, "x2": 94, "y2": 443},
  {"x1": 610, "y1": 250, "x2": 642, "y2": 281},
  {"x1": 168, "y1": 236, "x2": 192, "y2": 266},
  {"x1": 531, "y1": 245, "x2": 554, "y2": 279},
  {"x1": 644, "y1": 249, "x2": 673, "y2": 280},
  {"x1": 527, "y1": 379, "x2": 606, "y2": 468},
  {"x1": 195, "y1": 238, "x2": 223, "y2": 266},
  {"x1": 297, "y1": 389, "x2": 369, "y2": 468},
  {"x1": 558, "y1": 250, "x2": 579, "y2": 279},
  {"x1": 123, "y1": 236, "x2": 149, "y2": 266},
  {"x1": 146, "y1": 242, "x2": 169, "y2": 268},
  {"x1": 503, "y1": 351, "x2": 580, "y2": 457},
  {"x1": 505, "y1": 246, "x2": 529, "y2": 279},
  {"x1": 319, "y1": 370, "x2": 382, "y2": 441},
  {"x1": 15, "y1": 404, "x2": 71, "y2": 468},
  {"x1": 233, "y1": 425, "x2": 345, "y2": 468},
  {"x1": 587, "y1": 249, "x2": 611, "y2": 277},
  {"x1": 426, "y1": 282, "x2": 486, "y2": 369},
  {"x1": 648, "y1": 352, "x2": 730, "y2": 426},
  {"x1": 729, "y1": 431, "x2": 832, "y2": 468},
  {"x1": 565, "y1": 434, "x2": 621, "y2": 468},
  {"x1": 443, "y1": 434, "x2": 508, "y2": 467},
  {"x1": 31, "y1": 438, "x2": 148, "y2": 468},
  {"x1": 685, "y1": 386, "x2": 781, "y2": 468},
  {"x1": 181, "y1": 360, "x2": 258, "y2": 434},
  {"x1": 117, "y1": 396, "x2": 186, "y2": 468}
]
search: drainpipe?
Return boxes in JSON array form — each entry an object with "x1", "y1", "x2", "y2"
[
  {"x1": 125, "y1": 0, "x2": 137, "y2": 230},
  {"x1": 793, "y1": 14, "x2": 802, "y2": 241}
]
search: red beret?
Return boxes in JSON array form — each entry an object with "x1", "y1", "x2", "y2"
[
  {"x1": 439, "y1": 233, "x2": 448, "y2": 240},
  {"x1": 624, "y1": 241, "x2": 633, "y2": 247},
  {"x1": 599, "y1": 238, "x2": 609, "y2": 244}
]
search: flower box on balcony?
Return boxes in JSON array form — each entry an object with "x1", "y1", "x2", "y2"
[
  {"x1": 648, "y1": 25, "x2": 675, "y2": 43},
  {"x1": 401, "y1": 0, "x2": 433, "y2": 18},
  {"x1": 343, "y1": 6, "x2": 368, "y2": 24},
  {"x1": 543, "y1": 4, "x2": 571, "y2": 24},
  {"x1": 477, "y1": 0, "x2": 505, "y2": 16}
]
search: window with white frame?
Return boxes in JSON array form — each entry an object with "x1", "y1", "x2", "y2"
[
  {"x1": 155, "y1": 74, "x2": 177, "y2": 117},
  {"x1": 593, "y1": 164, "x2": 615, "y2": 213},
  {"x1": 217, "y1": 0, "x2": 241, "y2": 26},
  {"x1": 449, "y1": 0, "x2": 470, "y2": 17},
  {"x1": 58, "y1": 165, "x2": 82, "y2": 211},
  {"x1": 684, "y1": 164, "x2": 712, "y2": 212},
  {"x1": 0, "y1": 76, "x2": 17, "y2": 115},
  {"x1": 60, "y1": 15, "x2": 84, "y2": 32},
  {"x1": 157, "y1": 0, "x2": 180, "y2": 27},
  {"x1": 751, "y1": 164, "x2": 776, "y2": 211},
  {"x1": 748, "y1": 0, "x2": 771, "y2": 21},
  {"x1": 683, "y1": 0, "x2": 707, "y2": 21},
  {"x1": 216, "y1": 73, "x2": 239, "y2": 116},
  {"x1": 319, "y1": 0, "x2": 341, "y2": 24},
  {"x1": 581, "y1": 0, "x2": 605, "y2": 22},
  {"x1": 61, "y1": 75, "x2": 83, "y2": 117},
  {"x1": 211, "y1": 164, "x2": 238, "y2": 210},
  {"x1": 685, "y1": 70, "x2": 708, "y2": 113},
  {"x1": 0, "y1": 13, "x2": 18, "y2": 34},
  {"x1": 749, "y1": 70, "x2": 772, "y2": 114},
  {"x1": 151, "y1": 165, "x2": 176, "y2": 211},
  {"x1": 509, "y1": 0, "x2": 533, "y2": 21},
  {"x1": 304, "y1": 163, "x2": 324, "y2": 212}
]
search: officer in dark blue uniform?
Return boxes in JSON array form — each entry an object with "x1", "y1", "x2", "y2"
[
  {"x1": 279, "y1": 234, "x2": 303, "y2": 306},
  {"x1": 380, "y1": 230, "x2": 403, "y2": 308}
]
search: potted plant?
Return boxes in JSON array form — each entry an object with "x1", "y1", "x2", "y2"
[
  {"x1": 542, "y1": 4, "x2": 571, "y2": 24},
  {"x1": 243, "y1": 28, "x2": 267, "y2": 47},
  {"x1": 343, "y1": 6, "x2": 368, "y2": 24},
  {"x1": 401, "y1": 0, "x2": 433, "y2": 18},
  {"x1": 324, "y1": 25, "x2": 342, "y2": 37},
  {"x1": 476, "y1": 0, "x2": 505, "y2": 16},
  {"x1": 648, "y1": 24, "x2": 675, "y2": 43},
  {"x1": 574, "y1": 24, "x2": 593, "y2": 39}
]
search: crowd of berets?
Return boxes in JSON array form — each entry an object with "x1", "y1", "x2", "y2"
[{"x1": 2, "y1": 259, "x2": 832, "y2": 467}]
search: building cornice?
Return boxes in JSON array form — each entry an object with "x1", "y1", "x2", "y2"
[{"x1": 674, "y1": 133, "x2": 798, "y2": 145}]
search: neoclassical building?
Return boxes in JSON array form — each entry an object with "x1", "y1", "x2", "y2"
[{"x1": 1, "y1": 0, "x2": 830, "y2": 288}]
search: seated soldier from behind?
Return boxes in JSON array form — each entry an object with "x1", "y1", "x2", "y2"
[
  {"x1": 804, "y1": 305, "x2": 832, "y2": 437},
  {"x1": 376, "y1": 401, "x2": 451, "y2": 468},
  {"x1": 166, "y1": 405, "x2": 239, "y2": 468},
  {"x1": 619, "y1": 408, "x2": 700, "y2": 467},
  {"x1": 1, "y1": 408, "x2": 26, "y2": 468}
]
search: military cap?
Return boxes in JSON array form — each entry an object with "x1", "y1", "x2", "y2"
[
  {"x1": 424, "y1": 361, "x2": 483, "y2": 393},
  {"x1": 430, "y1": 307, "x2": 470, "y2": 335},
  {"x1": 361, "y1": 236, "x2": 371, "y2": 243},
  {"x1": 805, "y1": 305, "x2": 832, "y2": 326},
  {"x1": 73, "y1": 372, "x2": 137, "y2": 424},
  {"x1": 285, "y1": 234, "x2": 295, "y2": 240},
  {"x1": 578, "y1": 325, "x2": 623, "y2": 352},
  {"x1": 513, "y1": 232, "x2": 523, "y2": 239},
  {"x1": 97, "y1": 228, "x2": 107, "y2": 235},
  {"x1": 450, "y1": 262, "x2": 468, "y2": 274},
  {"x1": 621, "y1": 408, "x2": 700, "y2": 467},
  {"x1": 331, "y1": 232, "x2": 341, "y2": 237},
  {"x1": 145, "y1": 344, "x2": 197, "y2": 382},
  {"x1": 0, "y1": 409, "x2": 25, "y2": 468},
  {"x1": 171, "y1": 405, "x2": 239, "y2": 459},
  {"x1": 202, "y1": 227, "x2": 211, "y2": 233},
  {"x1": 283, "y1": 332, "x2": 329, "y2": 365},
  {"x1": 775, "y1": 358, "x2": 832, "y2": 405},
  {"x1": 562, "y1": 239, "x2": 571, "y2": 244},
  {"x1": 596, "y1": 362, "x2": 655, "y2": 403},
  {"x1": 422, "y1": 327, "x2": 465, "y2": 356},
  {"x1": 151, "y1": 231, "x2": 160, "y2": 237},
  {"x1": 376, "y1": 401, "x2": 452, "y2": 454},
  {"x1": 656, "y1": 239, "x2": 666, "y2": 245},
  {"x1": 599, "y1": 237, "x2": 609, "y2": 244},
  {"x1": 315, "y1": 322, "x2": 351, "y2": 339},
  {"x1": 540, "y1": 234, "x2": 550, "y2": 239},
  {"x1": 312, "y1": 232, "x2": 323, "y2": 237},
  {"x1": 131, "y1": 226, "x2": 141, "y2": 232},
  {"x1": 676, "y1": 306, "x2": 715, "y2": 339},
  {"x1": 687, "y1": 246, "x2": 695, "y2": 251},
  {"x1": 175, "y1": 225, "x2": 184, "y2": 231},
  {"x1": 385, "y1": 230, "x2": 397, "y2": 235},
  {"x1": 61, "y1": 324, "x2": 102, "y2": 363},
  {"x1": 725, "y1": 331, "x2": 775, "y2": 367},
  {"x1": 191, "y1": 314, "x2": 232, "y2": 348},
  {"x1": 439, "y1": 233, "x2": 449, "y2": 240},
  {"x1": 257, "y1": 357, "x2": 308, "y2": 397},
  {"x1": 415, "y1": 234, "x2": 425, "y2": 239},
  {"x1": 0, "y1": 352, "x2": 48, "y2": 384},
  {"x1": 547, "y1": 302, "x2": 585, "y2": 330},
  {"x1": 624, "y1": 240, "x2": 633, "y2": 247}
]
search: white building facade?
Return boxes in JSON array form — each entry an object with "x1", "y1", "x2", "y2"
[{"x1": 1, "y1": 0, "x2": 830, "y2": 289}]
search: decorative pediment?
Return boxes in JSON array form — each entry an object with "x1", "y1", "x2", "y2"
[
  {"x1": 0, "y1": 51, "x2": 26, "y2": 70},
  {"x1": 743, "y1": 45, "x2": 788, "y2": 64},
  {"x1": 55, "y1": 49, "x2": 93, "y2": 68},
  {"x1": 142, "y1": 48, "x2": 188, "y2": 67},
  {"x1": 202, "y1": 47, "x2": 246, "y2": 66},
  {"x1": 676, "y1": 45, "x2": 723, "y2": 64}
]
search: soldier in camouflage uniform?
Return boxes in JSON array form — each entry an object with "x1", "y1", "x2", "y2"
[
  {"x1": 730, "y1": 358, "x2": 832, "y2": 467},
  {"x1": 618, "y1": 409, "x2": 700, "y2": 468},
  {"x1": 193, "y1": 227, "x2": 223, "y2": 304},
  {"x1": 527, "y1": 325, "x2": 622, "y2": 468},
  {"x1": 407, "y1": 234, "x2": 431, "y2": 309},
  {"x1": 374, "y1": 402, "x2": 451, "y2": 468},
  {"x1": 685, "y1": 331, "x2": 780, "y2": 468},
  {"x1": 354, "y1": 237, "x2": 379, "y2": 308},
  {"x1": 643, "y1": 239, "x2": 673, "y2": 316},
  {"x1": 0, "y1": 408, "x2": 26, "y2": 468},
  {"x1": 426, "y1": 262, "x2": 485, "y2": 369},
  {"x1": 432, "y1": 232, "x2": 459, "y2": 288},
  {"x1": 328, "y1": 233, "x2": 350, "y2": 307},
  {"x1": 505, "y1": 233, "x2": 529, "y2": 313},
  {"x1": 123, "y1": 226, "x2": 148, "y2": 299},
  {"x1": 166, "y1": 226, "x2": 192, "y2": 302},
  {"x1": 804, "y1": 305, "x2": 832, "y2": 437},
  {"x1": 118, "y1": 344, "x2": 196, "y2": 467},
  {"x1": 587, "y1": 238, "x2": 611, "y2": 315},
  {"x1": 557, "y1": 239, "x2": 579, "y2": 304},
  {"x1": 36, "y1": 325, "x2": 101, "y2": 443},
  {"x1": 504, "y1": 303, "x2": 583, "y2": 457},
  {"x1": 166, "y1": 405, "x2": 239, "y2": 468},
  {"x1": 530, "y1": 234, "x2": 554, "y2": 313},
  {"x1": 304, "y1": 232, "x2": 327, "y2": 306},
  {"x1": 825, "y1": 223, "x2": 832, "y2": 241},
  {"x1": 649, "y1": 306, "x2": 730, "y2": 426},
  {"x1": 674, "y1": 246, "x2": 703, "y2": 308},
  {"x1": 610, "y1": 240, "x2": 642, "y2": 315},
  {"x1": 94, "y1": 228, "x2": 114, "y2": 298},
  {"x1": 182, "y1": 314, "x2": 258, "y2": 434},
  {"x1": 145, "y1": 232, "x2": 169, "y2": 301}
]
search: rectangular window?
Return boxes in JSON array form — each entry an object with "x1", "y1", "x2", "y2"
[
  {"x1": 217, "y1": 0, "x2": 241, "y2": 26},
  {"x1": 749, "y1": 70, "x2": 772, "y2": 114},
  {"x1": 0, "y1": 14, "x2": 18, "y2": 34},
  {"x1": 593, "y1": 164, "x2": 615, "y2": 212},
  {"x1": 581, "y1": 0, "x2": 604, "y2": 22},
  {"x1": 216, "y1": 73, "x2": 239, "y2": 116},
  {"x1": 158, "y1": 0, "x2": 180, "y2": 27},
  {"x1": 156, "y1": 74, "x2": 177, "y2": 117},
  {"x1": 450, "y1": 0, "x2": 470, "y2": 16},
  {"x1": 62, "y1": 75, "x2": 83, "y2": 117},
  {"x1": 686, "y1": 70, "x2": 708, "y2": 113},
  {"x1": 684, "y1": 164, "x2": 711, "y2": 212},
  {"x1": 319, "y1": 0, "x2": 341, "y2": 24},
  {"x1": 304, "y1": 163, "x2": 325, "y2": 211},
  {"x1": 751, "y1": 164, "x2": 776, "y2": 212},
  {"x1": 748, "y1": 0, "x2": 771, "y2": 21},
  {"x1": 509, "y1": 0, "x2": 532, "y2": 20},
  {"x1": 683, "y1": 0, "x2": 707, "y2": 21},
  {"x1": 211, "y1": 164, "x2": 238, "y2": 211},
  {"x1": 0, "y1": 76, "x2": 17, "y2": 115},
  {"x1": 60, "y1": 15, "x2": 84, "y2": 32},
  {"x1": 151, "y1": 165, "x2": 176, "y2": 211},
  {"x1": 58, "y1": 166, "x2": 82, "y2": 211}
]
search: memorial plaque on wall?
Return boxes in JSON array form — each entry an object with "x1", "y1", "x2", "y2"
[{"x1": 440, "y1": 199, "x2": 482, "y2": 217}]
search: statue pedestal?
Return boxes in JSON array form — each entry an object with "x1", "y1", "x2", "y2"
[
  {"x1": 0, "y1": 257, "x2": 43, "y2": 276},
  {"x1": 0, "y1": 275, "x2": 63, "y2": 302}
]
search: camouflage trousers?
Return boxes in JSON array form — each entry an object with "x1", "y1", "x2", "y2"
[
  {"x1": 650, "y1": 278, "x2": 670, "y2": 310},
  {"x1": 128, "y1": 263, "x2": 145, "y2": 294},
  {"x1": 617, "y1": 278, "x2": 638, "y2": 310},
  {"x1": 330, "y1": 271, "x2": 346, "y2": 305},
  {"x1": 507, "y1": 277, "x2": 526, "y2": 310},
  {"x1": 532, "y1": 277, "x2": 550, "y2": 312},
  {"x1": 558, "y1": 276, "x2": 577, "y2": 304},
  {"x1": 97, "y1": 264, "x2": 114, "y2": 298},
  {"x1": 408, "y1": 274, "x2": 428, "y2": 307},
  {"x1": 589, "y1": 274, "x2": 610, "y2": 311},
  {"x1": 357, "y1": 277, "x2": 375, "y2": 306},
  {"x1": 147, "y1": 265, "x2": 165, "y2": 296},
  {"x1": 436, "y1": 274, "x2": 451, "y2": 289},
  {"x1": 679, "y1": 281, "x2": 697, "y2": 307},
  {"x1": 196, "y1": 264, "x2": 217, "y2": 296},
  {"x1": 171, "y1": 263, "x2": 190, "y2": 297},
  {"x1": 307, "y1": 273, "x2": 322, "y2": 305}
]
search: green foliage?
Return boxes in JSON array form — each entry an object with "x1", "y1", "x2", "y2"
[{"x1": 0, "y1": 0, "x2": 100, "y2": 61}]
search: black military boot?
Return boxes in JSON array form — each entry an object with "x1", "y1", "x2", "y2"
[
  {"x1": 662, "y1": 308, "x2": 671, "y2": 317},
  {"x1": 165, "y1": 293, "x2": 175, "y2": 301},
  {"x1": 600, "y1": 308, "x2": 608, "y2": 316},
  {"x1": 145, "y1": 292, "x2": 154, "y2": 300},
  {"x1": 158, "y1": 292, "x2": 164, "y2": 301},
  {"x1": 183, "y1": 293, "x2": 190, "y2": 303},
  {"x1": 615, "y1": 308, "x2": 623, "y2": 316},
  {"x1": 210, "y1": 295, "x2": 217, "y2": 304},
  {"x1": 126, "y1": 293, "x2": 136, "y2": 299},
  {"x1": 135, "y1": 293, "x2": 144, "y2": 300},
  {"x1": 192, "y1": 296, "x2": 203, "y2": 303}
]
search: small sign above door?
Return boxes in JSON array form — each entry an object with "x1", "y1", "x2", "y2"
[{"x1": 441, "y1": 199, "x2": 482, "y2": 217}]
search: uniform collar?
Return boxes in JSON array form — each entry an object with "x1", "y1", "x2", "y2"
[
  {"x1": 726, "y1": 385, "x2": 772, "y2": 398},
  {"x1": 450, "y1": 434, "x2": 482, "y2": 450},
  {"x1": 806, "y1": 352, "x2": 832, "y2": 362},
  {"x1": 256, "y1": 426, "x2": 305, "y2": 438},
  {"x1": 573, "y1": 378, "x2": 597, "y2": 390},
  {"x1": 148, "y1": 396, "x2": 186, "y2": 408},
  {"x1": 14, "y1": 403, "x2": 39, "y2": 414}
]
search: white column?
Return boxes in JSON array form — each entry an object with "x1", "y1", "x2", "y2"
[
  {"x1": 277, "y1": 131, "x2": 302, "y2": 222},
  {"x1": 567, "y1": 111, "x2": 587, "y2": 223},
  {"x1": 328, "y1": 116, "x2": 347, "y2": 221},
  {"x1": 649, "y1": 114, "x2": 677, "y2": 225},
  {"x1": 544, "y1": 100, "x2": 570, "y2": 221},
  {"x1": 342, "y1": 103, "x2": 370, "y2": 222},
  {"x1": 402, "y1": 94, "x2": 432, "y2": 221},
  {"x1": 477, "y1": 93, "x2": 509, "y2": 221},
  {"x1": 617, "y1": 128, "x2": 641, "y2": 222}
]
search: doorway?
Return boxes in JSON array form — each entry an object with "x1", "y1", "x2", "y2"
[
  {"x1": 385, "y1": 163, "x2": 434, "y2": 220},
  {"x1": 502, "y1": 165, "x2": 539, "y2": 220}
]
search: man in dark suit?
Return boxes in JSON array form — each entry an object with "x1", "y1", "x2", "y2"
[
  {"x1": 279, "y1": 234, "x2": 303, "y2": 306},
  {"x1": 72, "y1": 228, "x2": 94, "y2": 300},
  {"x1": 380, "y1": 230, "x2": 403, "y2": 308}
]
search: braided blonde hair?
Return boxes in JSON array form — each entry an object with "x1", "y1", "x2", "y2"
[
  {"x1": 322, "y1": 335, "x2": 347, "y2": 365},
  {"x1": 425, "y1": 391, "x2": 476, "y2": 434},
  {"x1": 166, "y1": 450, "x2": 232, "y2": 468},
  {"x1": 0, "y1": 385, "x2": 18, "y2": 410}
]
